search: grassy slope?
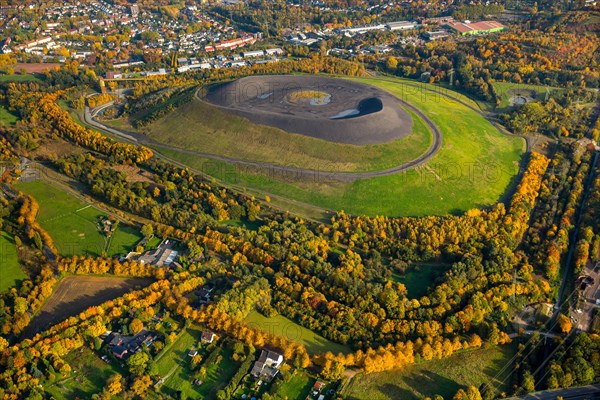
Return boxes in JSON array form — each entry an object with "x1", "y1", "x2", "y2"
[
  {"x1": 245, "y1": 310, "x2": 351, "y2": 355},
  {"x1": 345, "y1": 77, "x2": 525, "y2": 216},
  {"x1": 345, "y1": 345, "x2": 516, "y2": 400},
  {"x1": 0, "y1": 106, "x2": 18, "y2": 127},
  {"x1": 144, "y1": 92, "x2": 432, "y2": 173},
  {"x1": 15, "y1": 180, "x2": 141, "y2": 257},
  {"x1": 155, "y1": 76, "x2": 525, "y2": 217},
  {"x1": 0, "y1": 231, "x2": 27, "y2": 292}
]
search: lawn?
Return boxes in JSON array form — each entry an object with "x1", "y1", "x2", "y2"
[
  {"x1": 44, "y1": 347, "x2": 121, "y2": 400},
  {"x1": 155, "y1": 325, "x2": 202, "y2": 378},
  {"x1": 0, "y1": 106, "x2": 18, "y2": 127},
  {"x1": 15, "y1": 180, "x2": 142, "y2": 257},
  {"x1": 275, "y1": 370, "x2": 316, "y2": 400},
  {"x1": 155, "y1": 75, "x2": 525, "y2": 217},
  {"x1": 0, "y1": 231, "x2": 27, "y2": 292},
  {"x1": 157, "y1": 326, "x2": 242, "y2": 399},
  {"x1": 344, "y1": 344, "x2": 516, "y2": 400},
  {"x1": 144, "y1": 96, "x2": 433, "y2": 173},
  {"x1": 245, "y1": 310, "x2": 351, "y2": 355}
]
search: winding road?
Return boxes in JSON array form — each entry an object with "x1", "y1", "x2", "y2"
[
  {"x1": 86, "y1": 87, "x2": 441, "y2": 183},
  {"x1": 86, "y1": 77, "x2": 527, "y2": 183}
]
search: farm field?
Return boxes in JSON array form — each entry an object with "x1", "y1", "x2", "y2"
[
  {"x1": 0, "y1": 231, "x2": 27, "y2": 292},
  {"x1": 44, "y1": 347, "x2": 122, "y2": 400},
  {"x1": 145, "y1": 96, "x2": 432, "y2": 173},
  {"x1": 24, "y1": 276, "x2": 152, "y2": 338},
  {"x1": 245, "y1": 310, "x2": 351, "y2": 355},
  {"x1": 153, "y1": 75, "x2": 525, "y2": 217},
  {"x1": 344, "y1": 344, "x2": 516, "y2": 400},
  {"x1": 16, "y1": 180, "x2": 142, "y2": 257}
]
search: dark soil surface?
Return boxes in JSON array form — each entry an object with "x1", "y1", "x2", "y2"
[{"x1": 203, "y1": 75, "x2": 413, "y2": 145}]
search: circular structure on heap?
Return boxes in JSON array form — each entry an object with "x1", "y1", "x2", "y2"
[{"x1": 203, "y1": 75, "x2": 413, "y2": 145}]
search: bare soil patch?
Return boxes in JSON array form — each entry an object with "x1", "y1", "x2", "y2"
[
  {"x1": 14, "y1": 63, "x2": 61, "y2": 74},
  {"x1": 24, "y1": 276, "x2": 153, "y2": 337},
  {"x1": 110, "y1": 164, "x2": 155, "y2": 183}
]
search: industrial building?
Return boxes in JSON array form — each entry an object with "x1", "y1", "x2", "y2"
[
  {"x1": 385, "y1": 21, "x2": 418, "y2": 31},
  {"x1": 445, "y1": 20, "x2": 505, "y2": 35}
]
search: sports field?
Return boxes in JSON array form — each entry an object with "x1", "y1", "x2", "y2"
[
  {"x1": 344, "y1": 344, "x2": 516, "y2": 400},
  {"x1": 0, "y1": 231, "x2": 27, "y2": 291},
  {"x1": 16, "y1": 180, "x2": 142, "y2": 257},
  {"x1": 245, "y1": 310, "x2": 351, "y2": 355},
  {"x1": 150, "y1": 75, "x2": 525, "y2": 217}
]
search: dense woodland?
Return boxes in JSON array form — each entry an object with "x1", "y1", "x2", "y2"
[
  {"x1": 381, "y1": 11, "x2": 599, "y2": 132},
  {"x1": 0, "y1": 22, "x2": 599, "y2": 397}
]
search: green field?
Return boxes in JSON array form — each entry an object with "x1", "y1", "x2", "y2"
[
  {"x1": 142, "y1": 97, "x2": 432, "y2": 173},
  {"x1": 0, "y1": 106, "x2": 18, "y2": 127},
  {"x1": 16, "y1": 180, "x2": 142, "y2": 257},
  {"x1": 0, "y1": 231, "x2": 27, "y2": 291},
  {"x1": 393, "y1": 263, "x2": 452, "y2": 299},
  {"x1": 152, "y1": 75, "x2": 525, "y2": 217},
  {"x1": 345, "y1": 345, "x2": 516, "y2": 400},
  {"x1": 0, "y1": 73, "x2": 42, "y2": 82},
  {"x1": 491, "y1": 81, "x2": 563, "y2": 111},
  {"x1": 245, "y1": 310, "x2": 351, "y2": 355},
  {"x1": 45, "y1": 347, "x2": 121, "y2": 400}
]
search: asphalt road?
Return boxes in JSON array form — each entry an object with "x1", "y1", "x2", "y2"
[{"x1": 504, "y1": 384, "x2": 600, "y2": 400}]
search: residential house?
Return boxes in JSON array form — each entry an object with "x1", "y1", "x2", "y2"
[
  {"x1": 250, "y1": 349, "x2": 284, "y2": 381},
  {"x1": 201, "y1": 331, "x2": 216, "y2": 344}
]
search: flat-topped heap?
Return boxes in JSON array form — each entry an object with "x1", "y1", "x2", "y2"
[{"x1": 203, "y1": 75, "x2": 413, "y2": 145}]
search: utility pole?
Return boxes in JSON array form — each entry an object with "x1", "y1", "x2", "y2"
[{"x1": 512, "y1": 269, "x2": 517, "y2": 303}]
